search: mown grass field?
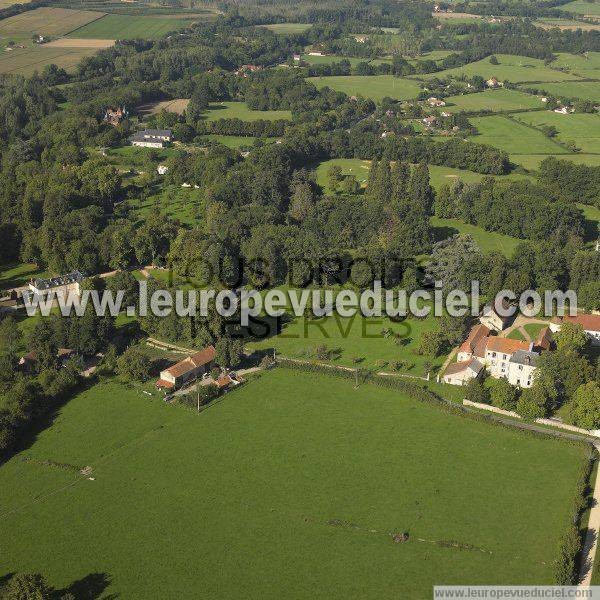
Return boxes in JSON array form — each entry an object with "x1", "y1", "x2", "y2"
[
  {"x1": 66, "y1": 13, "x2": 190, "y2": 39},
  {"x1": 529, "y1": 80, "x2": 600, "y2": 102},
  {"x1": 128, "y1": 185, "x2": 204, "y2": 226},
  {"x1": 0, "y1": 370, "x2": 588, "y2": 598},
  {"x1": 259, "y1": 22, "x2": 311, "y2": 33},
  {"x1": 443, "y1": 88, "x2": 544, "y2": 113},
  {"x1": 513, "y1": 111, "x2": 600, "y2": 154},
  {"x1": 417, "y1": 54, "x2": 583, "y2": 83},
  {"x1": 315, "y1": 158, "x2": 371, "y2": 190},
  {"x1": 308, "y1": 75, "x2": 423, "y2": 102},
  {"x1": 430, "y1": 216, "x2": 521, "y2": 257},
  {"x1": 551, "y1": 52, "x2": 600, "y2": 78},
  {"x1": 469, "y1": 115, "x2": 572, "y2": 154},
  {"x1": 562, "y1": 0, "x2": 600, "y2": 15},
  {"x1": 203, "y1": 102, "x2": 292, "y2": 121},
  {"x1": 0, "y1": 45, "x2": 99, "y2": 75},
  {"x1": 0, "y1": 7, "x2": 104, "y2": 36}
]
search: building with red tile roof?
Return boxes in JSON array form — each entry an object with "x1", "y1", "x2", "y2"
[{"x1": 156, "y1": 346, "x2": 216, "y2": 390}]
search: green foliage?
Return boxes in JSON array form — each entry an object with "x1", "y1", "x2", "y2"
[
  {"x1": 465, "y1": 377, "x2": 491, "y2": 405},
  {"x1": 1, "y1": 572, "x2": 53, "y2": 600},
  {"x1": 567, "y1": 382, "x2": 600, "y2": 430},
  {"x1": 488, "y1": 377, "x2": 519, "y2": 411},
  {"x1": 116, "y1": 347, "x2": 152, "y2": 382}
]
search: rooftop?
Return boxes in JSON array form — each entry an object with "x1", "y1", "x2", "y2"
[
  {"x1": 444, "y1": 357, "x2": 483, "y2": 376},
  {"x1": 164, "y1": 346, "x2": 216, "y2": 378},
  {"x1": 31, "y1": 271, "x2": 84, "y2": 291},
  {"x1": 557, "y1": 314, "x2": 600, "y2": 332},
  {"x1": 485, "y1": 337, "x2": 530, "y2": 355},
  {"x1": 509, "y1": 350, "x2": 540, "y2": 367}
]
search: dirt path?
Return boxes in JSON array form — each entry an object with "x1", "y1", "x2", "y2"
[
  {"x1": 146, "y1": 337, "x2": 197, "y2": 354},
  {"x1": 579, "y1": 443, "x2": 600, "y2": 586}
]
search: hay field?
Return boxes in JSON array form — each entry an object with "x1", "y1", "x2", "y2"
[{"x1": 0, "y1": 7, "x2": 105, "y2": 36}]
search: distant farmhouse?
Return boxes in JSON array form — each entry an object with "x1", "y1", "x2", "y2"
[
  {"x1": 234, "y1": 64, "x2": 261, "y2": 77},
  {"x1": 104, "y1": 106, "x2": 128, "y2": 127},
  {"x1": 129, "y1": 129, "x2": 173, "y2": 148},
  {"x1": 156, "y1": 346, "x2": 216, "y2": 391},
  {"x1": 20, "y1": 348, "x2": 75, "y2": 373},
  {"x1": 28, "y1": 271, "x2": 84, "y2": 300}
]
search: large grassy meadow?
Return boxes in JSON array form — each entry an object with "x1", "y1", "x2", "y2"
[
  {"x1": 562, "y1": 0, "x2": 600, "y2": 15},
  {"x1": 469, "y1": 115, "x2": 572, "y2": 154},
  {"x1": 443, "y1": 88, "x2": 544, "y2": 113},
  {"x1": 513, "y1": 111, "x2": 600, "y2": 154},
  {"x1": 0, "y1": 7, "x2": 104, "y2": 36},
  {"x1": 418, "y1": 54, "x2": 583, "y2": 83},
  {"x1": 0, "y1": 370, "x2": 588, "y2": 598},
  {"x1": 529, "y1": 80, "x2": 600, "y2": 102},
  {"x1": 308, "y1": 75, "x2": 423, "y2": 102}
]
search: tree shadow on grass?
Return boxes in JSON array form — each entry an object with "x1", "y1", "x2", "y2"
[
  {"x1": 57, "y1": 572, "x2": 117, "y2": 599},
  {"x1": 430, "y1": 225, "x2": 459, "y2": 243}
]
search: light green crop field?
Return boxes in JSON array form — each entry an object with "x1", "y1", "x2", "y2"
[
  {"x1": 562, "y1": 0, "x2": 600, "y2": 15},
  {"x1": 469, "y1": 115, "x2": 572, "y2": 154},
  {"x1": 259, "y1": 22, "x2": 311, "y2": 33},
  {"x1": 511, "y1": 153, "x2": 600, "y2": 170},
  {"x1": 417, "y1": 54, "x2": 583, "y2": 83},
  {"x1": 430, "y1": 216, "x2": 521, "y2": 256},
  {"x1": 513, "y1": 111, "x2": 600, "y2": 153},
  {"x1": 203, "y1": 102, "x2": 292, "y2": 121},
  {"x1": 0, "y1": 7, "x2": 105, "y2": 36},
  {"x1": 0, "y1": 371, "x2": 588, "y2": 598},
  {"x1": 0, "y1": 45, "x2": 99, "y2": 75},
  {"x1": 66, "y1": 14, "x2": 190, "y2": 39},
  {"x1": 443, "y1": 88, "x2": 544, "y2": 113},
  {"x1": 529, "y1": 80, "x2": 600, "y2": 102},
  {"x1": 308, "y1": 75, "x2": 423, "y2": 102}
]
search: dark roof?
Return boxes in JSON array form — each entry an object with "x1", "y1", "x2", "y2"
[
  {"x1": 509, "y1": 350, "x2": 539, "y2": 367},
  {"x1": 32, "y1": 271, "x2": 83, "y2": 291},
  {"x1": 444, "y1": 358, "x2": 483, "y2": 376}
]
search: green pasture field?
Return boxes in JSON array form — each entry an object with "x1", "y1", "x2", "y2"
[
  {"x1": 550, "y1": 52, "x2": 600, "y2": 78},
  {"x1": 427, "y1": 165, "x2": 532, "y2": 189},
  {"x1": 512, "y1": 111, "x2": 600, "y2": 154},
  {"x1": 443, "y1": 88, "x2": 544, "y2": 113},
  {"x1": 417, "y1": 54, "x2": 583, "y2": 83},
  {"x1": 66, "y1": 14, "x2": 189, "y2": 39},
  {"x1": 0, "y1": 370, "x2": 588, "y2": 597},
  {"x1": 430, "y1": 216, "x2": 521, "y2": 257},
  {"x1": 469, "y1": 115, "x2": 572, "y2": 154},
  {"x1": 100, "y1": 146, "x2": 177, "y2": 171},
  {"x1": 562, "y1": 0, "x2": 600, "y2": 15},
  {"x1": 308, "y1": 75, "x2": 423, "y2": 102},
  {"x1": 0, "y1": 45, "x2": 98, "y2": 75},
  {"x1": 203, "y1": 102, "x2": 292, "y2": 122},
  {"x1": 511, "y1": 153, "x2": 600, "y2": 170},
  {"x1": 534, "y1": 18, "x2": 600, "y2": 31},
  {"x1": 259, "y1": 22, "x2": 311, "y2": 33},
  {"x1": 527, "y1": 80, "x2": 600, "y2": 102},
  {"x1": 0, "y1": 7, "x2": 105, "y2": 36}
]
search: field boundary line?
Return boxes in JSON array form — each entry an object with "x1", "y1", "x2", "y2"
[{"x1": 63, "y1": 11, "x2": 109, "y2": 37}]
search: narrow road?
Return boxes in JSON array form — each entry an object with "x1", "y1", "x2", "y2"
[{"x1": 579, "y1": 443, "x2": 600, "y2": 586}]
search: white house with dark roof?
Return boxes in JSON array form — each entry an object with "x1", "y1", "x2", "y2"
[
  {"x1": 507, "y1": 350, "x2": 539, "y2": 388},
  {"x1": 28, "y1": 271, "x2": 84, "y2": 300},
  {"x1": 129, "y1": 129, "x2": 173, "y2": 148},
  {"x1": 442, "y1": 358, "x2": 484, "y2": 386}
]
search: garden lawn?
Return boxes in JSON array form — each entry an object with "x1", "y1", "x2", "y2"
[
  {"x1": 430, "y1": 216, "x2": 521, "y2": 257},
  {"x1": 469, "y1": 115, "x2": 572, "y2": 154},
  {"x1": 443, "y1": 89, "x2": 544, "y2": 113},
  {"x1": 417, "y1": 54, "x2": 582, "y2": 83},
  {"x1": 530, "y1": 80, "x2": 600, "y2": 102},
  {"x1": 308, "y1": 75, "x2": 423, "y2": 102},
  {"x1": 513, "y1": 111, "x2": 600, "y2": 154},
  {"x1": 0, "y1": 371, "x2": 588, "y2": 598},
  {"x1": 66, "y1": 14, "x2": 190, "y2": 39},
  {"x1": 524, "y1": 323, "x2": 549, "y2": 338},
  {"x1": 202, "y1": 102, "x2": 292, "y2": 121}
]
